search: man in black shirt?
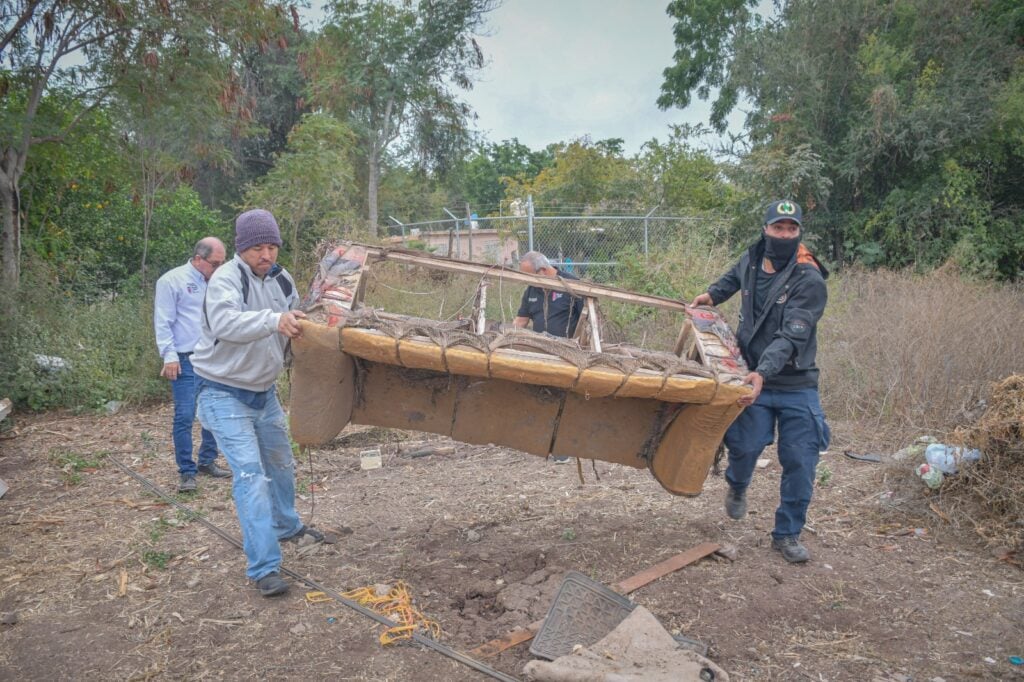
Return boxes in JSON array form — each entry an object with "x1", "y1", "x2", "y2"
[
  {"x1": 514, "y1": 250, "x2": 583, "y2": 465},
  {"x1": 514, "y1": 251, "x2": 583, "y2": 338}
]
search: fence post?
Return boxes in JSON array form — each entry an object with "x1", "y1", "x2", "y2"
[
  {"x1": 527, "y1": 194, "x2": 534, "y2": 252},
  {"x1": 443, "y1": 207, "x2": 460, "y2": 259},
  {"x1": 465, "y1": 202, "x2": 473, "y2": 262},
  {"x1": 388, "y1": 216, "x2": 406, "y2": 245},
  {"x1": 643, "y1": 206, "x2": 656, "y2": 260}
]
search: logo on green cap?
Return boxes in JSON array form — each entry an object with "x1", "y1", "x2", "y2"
[{"x1": 777, "y1": 201, "x2": 796, "y2": 215}]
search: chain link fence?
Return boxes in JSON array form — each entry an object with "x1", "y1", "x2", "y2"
[
  {"x1": 371, "y1": 210, "x2": 736, "y2": 351},
  {"x1": 383, "y1": 210, "x2": 731, "y2": 283}
]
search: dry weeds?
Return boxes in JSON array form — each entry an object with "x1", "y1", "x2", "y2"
[
  {"x1": 819, "y1": 266, "x2": 1024, "y2": 434},
  {"x1": 939, "y1": 375, "x2": 1024, "y2": 553}
]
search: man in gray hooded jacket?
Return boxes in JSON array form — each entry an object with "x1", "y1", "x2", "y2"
[{"x1": 193, "y1": 209, "x2": 323, "y2": 597}]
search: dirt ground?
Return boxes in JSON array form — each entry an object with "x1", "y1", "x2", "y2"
[{"x1": 1, "y1": 403, "x2": 1022, "y2": 681}]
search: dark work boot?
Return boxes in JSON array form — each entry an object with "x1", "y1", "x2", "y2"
[
  {"x1": 256, "y1": 572, "x2": 289, "y2": 597},
  {"x1": 772, "y1": 535, "x2": 810, "y2": 563},
  {"x1": 178, "y1": 473, "x2": 197, "y2": 493},
  {"x1": 197, "y1": 461, "x2": 231, "y2": 478},
  {"x1": 283, "y1": 525, "x2": 327, "y2": 546},
  {"x1": 724, "y1": 487, "x2": 747, "y2": 520}
]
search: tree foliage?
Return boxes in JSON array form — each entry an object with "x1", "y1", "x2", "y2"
[
  {"x1": 195, "y1": 24, "x2": 311, "y2": 213},
  {"x1": 661, "y1": 0, "x2": 1024, "y2": 279},
  {"x1": 243, "y1": 112, "x2": 361, "y2": 269},
  {"x1": 454, "y1": 138, "x2": 554, "y2": 214},
  {"x1": 637, "y1": 125, "x2": 733, "y2": 212},
  {"x1": 504, "y1": 137, "x2": 642, "y2": 212},
  {"x1": 0, "y1": 0, "x2": 290, "y2": 290},
  {"x1": 305, "y1": 0, "x2": 495, "y2": 235},
  {"x1": 658, "y1": 0, "x2": 760, "y2": 133}
]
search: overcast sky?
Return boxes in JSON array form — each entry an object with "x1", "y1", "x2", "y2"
[
  {"x1": 304, "y1": 1, "x2": 741, "y2": 156},
  {"x1": 463, "y1": 0, "x2": 717, "y2": 154}
]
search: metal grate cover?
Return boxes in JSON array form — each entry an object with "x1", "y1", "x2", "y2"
[{"x1": 528, "y1": 571, "x2": 636, "y2": 661}]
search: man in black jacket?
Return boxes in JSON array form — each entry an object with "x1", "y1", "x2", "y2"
[{"x1": 691, "y1": 200, "x2": 831, "y2": 563}]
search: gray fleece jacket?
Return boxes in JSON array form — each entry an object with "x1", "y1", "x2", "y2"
[{"x1": 191, "y1": 254, "x2": 298, "y2": 392}]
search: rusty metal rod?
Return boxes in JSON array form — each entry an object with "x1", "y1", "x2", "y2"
[{"x1": 109, "y1": 457, "x2": 520, "y2": 682}]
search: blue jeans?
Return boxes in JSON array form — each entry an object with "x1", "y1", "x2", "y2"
[
  {"x1": 196, "y1": 384, "x2": 303, "y2": 580},
  {"x1": 723, "y1": 387, "x2": 831, "y2": 540},
  {"x1": 171, "y1": 353, "x2": 218, "y2": 475}
]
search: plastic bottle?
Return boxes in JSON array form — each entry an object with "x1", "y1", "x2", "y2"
[
  {"x1": 924, "y1": 443, "x2": 982, "y2": 475},
  {"x1": 916, "y1": 463, "x2": 944, "y2": 489}
]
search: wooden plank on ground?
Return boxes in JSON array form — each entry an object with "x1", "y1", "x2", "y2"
[
  {"x1": 470, "y1": 625, "x2": 540, "y2": 658},
  {"x1": 469, "y1": 541, "x2": 721, "y2": 658},
  {"x1": 612, "y1": 542, "x2": 721, "y2": 593}
]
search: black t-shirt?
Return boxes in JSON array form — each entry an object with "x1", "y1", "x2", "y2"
[
  {"x1": 517, "y1": 269, "x2": 583, "y2": 337},
  {"x1": 753, "y1": 264, "x2": 776, "y2": 321}
]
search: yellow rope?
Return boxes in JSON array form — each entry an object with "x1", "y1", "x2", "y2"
[{"x1": 306, "y1": 581, "x2": 441, "y2": 646}]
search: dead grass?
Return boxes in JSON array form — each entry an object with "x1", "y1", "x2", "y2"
[{"x1": 818, "y1": 265, "x2": 1024, "y2": 435}]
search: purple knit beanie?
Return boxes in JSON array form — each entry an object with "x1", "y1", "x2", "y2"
[{"x1": 235, "y1": 209, "x2": 283, "y2": 253}]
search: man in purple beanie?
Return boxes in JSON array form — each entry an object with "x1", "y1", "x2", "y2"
[{"x1": 192, "y1": 209, "x2": 324, "y2": 597}]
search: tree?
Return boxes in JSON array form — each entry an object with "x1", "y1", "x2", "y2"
[
  {"x1": 113, "y1": 18, "x2": 287, "y2": 288},
  {"x1": 195, "y1": 24, "x2": 311, "y2": 212},
  {"x1": 454, "y1": 138, "x2": 554, "y2": 213},
  {"x1": 243, "y1": 112, "x2": 361, "y2": 268},
  {"x1": 0, "y1": 0, "x2": 288, "y2": 291},
  {"x1": 377, "y1": 165, "x2": 449, "y2": 227},
  {"x1": 306, "y1": 0, "x2": 496, "y2": 236},
  {"x1": 637, "y1": 125, "x2": 732, "y2": 212},
  {"x1": 659, "y1": 0, "x2": 1024, "y2": 276},
  {"x1": 658, "y1": 0, "x2": 760, "y2": 133},
  {"x1": 504, "y1": 137, "x2": 641, "y2": 212},
  {"x1": 18, "y1": 99, "x2": 223, "y2": 297}
]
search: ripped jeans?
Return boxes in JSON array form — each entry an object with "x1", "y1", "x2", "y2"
[{"x1": 197, "y1": 384, "x2": 302, "y2": 580}]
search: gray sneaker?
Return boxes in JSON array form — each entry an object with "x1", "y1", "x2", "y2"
[
  {"x1": 197, "y1": 461, "x2": 231, "y2": 478},
  {"x1": 550, "y1": 455, "x2": 571, "y2": 465},
  {"x1": 771, "y1": 535, "x2": 810, "y2": 563},
  {"x1": 256, "y1": 572, "x2": 289, "y2": 597},
  {"x1": 178, "y1": 473, "x2": 197, "y2": 493},
  {"x1": 724, "y1": 487, "x2": 747, "y2": 520}
]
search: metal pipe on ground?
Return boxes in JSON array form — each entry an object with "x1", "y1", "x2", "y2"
[{"x1": 107, "y1": 457, "x2": 520, "y2": 682}]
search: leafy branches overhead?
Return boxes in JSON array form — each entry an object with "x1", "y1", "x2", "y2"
[
  {"x1": 660, "y1": 0, "x2": 1024, "y2": 279},
  {"x1": 0, "y1": 0, "x2": 292, "y2": 290},
  {"x1": 306, "y1": 0, "x2": 496, "y2": 235},
  {"x1": 658, "y1": 0, "x2": 760, "y2": 133}
]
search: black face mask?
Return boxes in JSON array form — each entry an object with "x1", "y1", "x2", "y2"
[{"x1": 763, "y1": 233, "x2": 800, "y2": 270}]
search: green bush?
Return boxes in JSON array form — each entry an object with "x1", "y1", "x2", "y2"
[
  {"x1": 600, "y1": 222, "x2": 736, "y2": 347},
  {"x1": 0, "y1": 264, "x2": 165, "y2": 411}
]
